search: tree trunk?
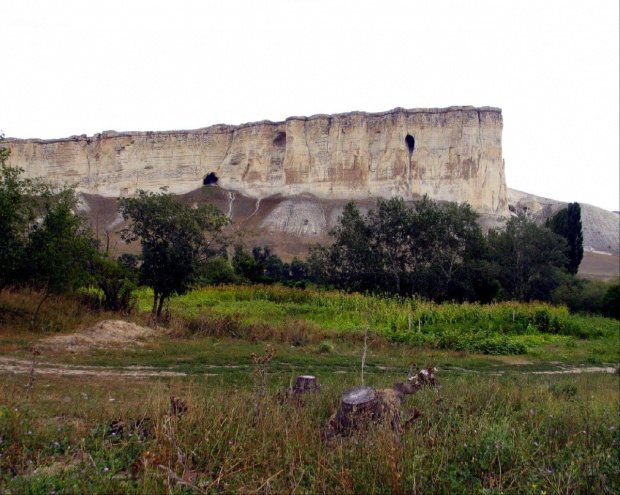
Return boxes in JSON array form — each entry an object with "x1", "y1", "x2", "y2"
[
  {"x1": 156, "y1": 294, "x2": 166, "y2": 318},
  {"x1": 32, "y1": 288, "x2": 51, "y2": 326},
  {"x1": 152, "y1": 292, "x2": 159, "y2": 315}
]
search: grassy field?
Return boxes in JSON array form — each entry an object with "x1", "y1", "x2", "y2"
[{"x1": 0, "y1": 286, "x2": 618, "y2": 493}]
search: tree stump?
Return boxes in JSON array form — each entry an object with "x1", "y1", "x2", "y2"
[
  {"x1": 293, "y1": 375, "x2": 319, "y2": 395},
  {"x1": 334, "y1": 386, "x2": 378, "y2": 433},
  {"x1": 322, "y1": 381, "x2": 428, "y2": 440}
]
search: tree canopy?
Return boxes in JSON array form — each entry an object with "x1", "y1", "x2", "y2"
[
  {"x1": 545, "y1": 203, "x2": 584, "y2": 275},
  {"x1": 119, "y1": 189, "x2": 229, "y2": 317},
  {"x1": 311, "y1": 196, "x2": 493, "y2": 301}
]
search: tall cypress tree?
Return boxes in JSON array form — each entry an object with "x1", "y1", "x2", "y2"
[{"x1": 546, "y1": 202, "x2": 584, "y2": 275}]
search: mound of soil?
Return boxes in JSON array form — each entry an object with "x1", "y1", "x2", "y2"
[{"x1": 41, "y1": 320, "x2": 157, "y2": 351}]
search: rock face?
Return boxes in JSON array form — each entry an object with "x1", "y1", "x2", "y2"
[{"x1": 2, "y1": 106, "x2": 507, "y2": 214}]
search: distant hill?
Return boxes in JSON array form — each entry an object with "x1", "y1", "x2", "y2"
[{"x1": 507, "y1": 189, "x2": 619, "y2": 256}]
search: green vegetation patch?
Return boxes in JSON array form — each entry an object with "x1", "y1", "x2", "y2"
[{"x1": 139, "y1": 286, "x2": 619, "y2": 356}]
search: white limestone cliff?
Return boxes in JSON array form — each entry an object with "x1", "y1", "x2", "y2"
[{"x1": 3, "y1": 106, "x2": 507, "y2": 214}]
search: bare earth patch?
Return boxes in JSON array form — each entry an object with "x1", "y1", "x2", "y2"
[
  {"x1": 0, "y1": 357, "x2": 187, "y2": 377},
  {"x1": 39, "y1": 319, "x2": 160, "y2": 351}
]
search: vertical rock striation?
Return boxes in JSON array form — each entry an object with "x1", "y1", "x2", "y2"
[{"x1": 2, "y1": 106, "x2": 507, "y2": 213}]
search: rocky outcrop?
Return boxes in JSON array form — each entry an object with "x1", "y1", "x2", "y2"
[{"x1": 2, "y1": 106, "x2": 507, "y2": 214}]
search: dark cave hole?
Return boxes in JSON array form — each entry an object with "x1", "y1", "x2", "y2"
[
  {"x1": 273, "y1": 131, "x2": 286, "y2": 146},
  {"x1": 405, "y1": 134, "x2": 415, "y2": 154},
  {"x1": 203, "y1": 172, "x2": 219, "y2": 185}
]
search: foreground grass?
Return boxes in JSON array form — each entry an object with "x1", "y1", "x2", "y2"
[
  {"x1": 0, "y1": 287, "x2": 618, "y2": 493},
  {"x1": 1, "y1": 370, "x2": 618, "y2": 494}
]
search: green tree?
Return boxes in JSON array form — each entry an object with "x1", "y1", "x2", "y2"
[
  {"x1": 489, "y1": 216, "x2": 568, "y2": 301},
  {"x1": 601, "y1": 283, "x2": 620, "y2": 319},
  {"x1": 119, "y1": 189, "x2": 229, "y2": 317},
  {"x1": 92, "y1": 255, "x2": 137, "y2": 312},
  {"x1": 315, "y1": 201, "x2": 377, "y2": 293},
  {"x1": 232, "y1": 245, "x2": 265, "y2": 283},
  {"x1": 546, "y1": 203, "x2": 584, "y2": 274},
  {"x1": 193, "y1": 256, "x2": 239, "y2": 286},
  {"x1": 1, "y1": 136, "x2": 98, "y2": 317},
  {"x1": 24, "y1": 186, "x2": 98, "y2": 322},
  {"x1": 0, "y1": 136, "x2": 34, "y2": 293},
  {"x1": 313, "y1": 196, "x2": 492, "y2": 301}
]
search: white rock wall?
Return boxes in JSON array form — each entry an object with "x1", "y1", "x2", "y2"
[{"x1": 3, "y1": 106, "x2": 507, "y2": 214}]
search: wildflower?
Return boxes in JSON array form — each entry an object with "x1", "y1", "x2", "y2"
[
  {"x1": 546, "y1": 468, "x2": 552, "y2": 474},
  {"x1": 529, "y1": 409, "x2": 534, "y2": 416},
  {"x1": 549, "y1": 414, "x2": 553, "y2": 418},
  {"x1": 495, "y1": 444, "x2": 499, "y2": 450},
  {"x1": 103, "y1": 467, "x2": 109, "y2": 472},
  {"x1": 609, "y1": 426, "x2": 615, "y2": 431},
  {"x1": 534, "y1": 441, "x2": 539, "y2": 447}
]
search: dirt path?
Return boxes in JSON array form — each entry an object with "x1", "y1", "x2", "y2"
[
  {"x1": 0, "y1": 357, "x2": 188, "y2": 378},
  {"x1": 0, "y1": 356, "x2": 616, "y2": 379}
]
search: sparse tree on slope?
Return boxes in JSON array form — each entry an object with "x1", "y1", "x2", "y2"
[{"x1": 119, "y1": 189, "x2": 229, "y2": 318}]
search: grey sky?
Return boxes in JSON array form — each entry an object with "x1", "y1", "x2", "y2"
[{"x1": 2, "y1": 0, "x2": 618, "y2": 211}]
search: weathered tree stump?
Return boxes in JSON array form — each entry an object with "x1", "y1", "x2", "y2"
[
  {"x1": 322, "y1": 379, "x2": 430, "y2": 440},
  {"x1": 330, "y1": 386, "x2": 378, "y2": 435},
  {"x1": 279, "y1": 375, "x2": 320, "y2": 405},
  {"x1": 293, "y1": 375, "x2": 319, "y2": 395}
]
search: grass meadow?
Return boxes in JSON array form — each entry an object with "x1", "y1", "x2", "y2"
[{"x1": 0, "y1": 285, "x2": 618, "y2": 493}]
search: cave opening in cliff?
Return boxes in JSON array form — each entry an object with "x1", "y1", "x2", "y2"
[
  {"x1": 405, "y1": 134, "x2": 415, "y2": 154},
  {"x1": 273, "y1": 131, "x2": 286, "y2": 146},
  {"x1": 203, "y1": 172, "x2": 218, "y2": 185}
]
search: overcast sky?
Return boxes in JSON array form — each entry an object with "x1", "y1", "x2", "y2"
[{"x1": 2, "y1": 0, "x2": 619, "y2": 211}]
